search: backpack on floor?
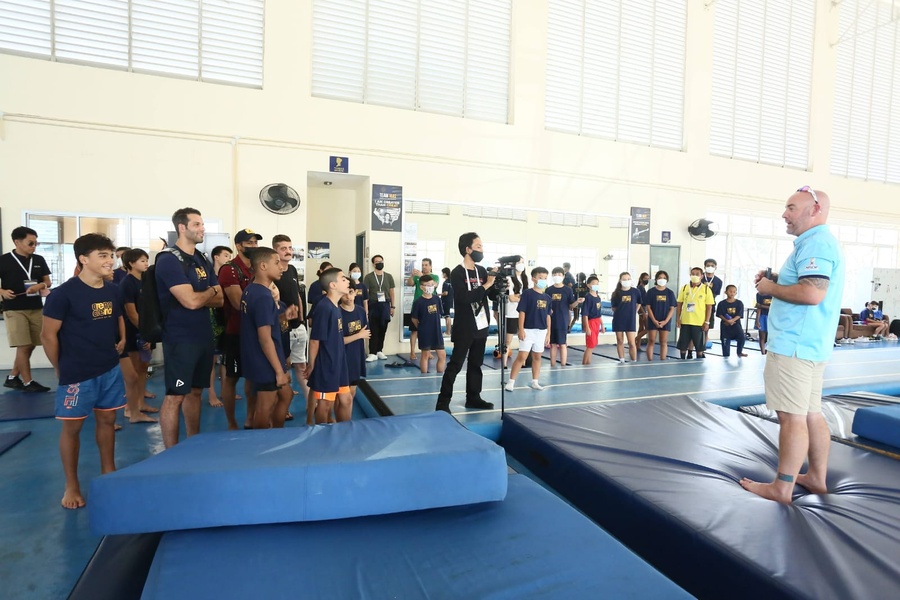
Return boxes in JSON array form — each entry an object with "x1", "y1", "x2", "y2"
[{"x1": 890, "y1": 319, "x2": 900, "y2": 337}]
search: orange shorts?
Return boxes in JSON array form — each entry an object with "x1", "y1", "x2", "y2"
[{"x1": 311, "y1": 386, "x2": 351, "y2": 402}]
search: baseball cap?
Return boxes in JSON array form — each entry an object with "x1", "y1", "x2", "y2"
[{"x1": 234, "y1": 228, "x2": 263, "y2": 244}]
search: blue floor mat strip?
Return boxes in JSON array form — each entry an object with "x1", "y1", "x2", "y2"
[
  {"x1": 0, "y1": 431, "x2": 30, "y2": 456},
  {"x1": 0, "y1": 394, "x2": 55, "y2": 422}
]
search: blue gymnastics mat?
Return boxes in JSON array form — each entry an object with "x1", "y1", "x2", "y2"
[
  {"x1": 0, "y1": 431, "x2": 30, "y2": 456},
  {"x1": 501, "y1": 395, "x2": 900, "y2": 600},
  {"x1": 0, "y1": 395, "x2": 55, "y2": 422},
  {"x1": 141, "y1": 474, "x2": 692, "y2": 600}
]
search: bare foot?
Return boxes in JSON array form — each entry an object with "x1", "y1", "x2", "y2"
[
  {"x1": 292, "y1": 389, "x2": 299, "y2": 396},
  {"x1": 140, "y1": 404, "x2": 159, "y2": 413},
  {"x1": 61, "y1": 488, "x2": 86, "y2": 509},
  {"x1": 114, "y1": 423, "x2": 123, "y2": 431},
  {"x1": 739, "y1": 353, "x2": 748, "y2": 357},
  {"x1": 208, "y1": 396, "x2": 224, "y2": 408},
  {"x1": 739, "y1": 478, "x2": 792, "y2": 504},
  {"x1": 235, "y1": 394, "x2": 243, "y2": 401},
  {"x1": 129, "y1": 413, "x2": 158, "y2": 424},
  {"x1": 796, "y1": 473, "x2": 827, "y2": 495},
  {"x1": 144, "y1": 391, "x2": 157, "y2": 399}
]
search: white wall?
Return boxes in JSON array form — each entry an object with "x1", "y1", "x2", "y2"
[{"x1": 1, "y1": 0, "x2": 898, "y2": 356}]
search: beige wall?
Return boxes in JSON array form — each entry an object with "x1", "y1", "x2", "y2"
[{"x1": 0, "y1": 0, "x2": 898, "y2": 359}]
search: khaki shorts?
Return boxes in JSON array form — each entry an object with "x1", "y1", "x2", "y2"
[
  {"x1": 5, "y1": 309, "x2": 43, "y2": 347},
  {"x1": 764, "y1": 351, "x2": 825, "y2": 415}
]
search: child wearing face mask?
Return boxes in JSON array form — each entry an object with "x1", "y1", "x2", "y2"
[
  {"x1": 611, "y1": 272, "x2": 641, "y2": 363},
  {"x1": 677, "y1": 267, "x2": 715, "y2": 359},
  {"x1": 506, "y1": 267, "x2": 552, "y2": 391},
  {"x1": 411, "y1": 277, "x2": 446, "y2": 373},
  {"x1": 644, "y1": 271, "x2": 676, "y2": 361},
  {"x1": 548, "y1": 266, "x2": 583, "y2": 367},
  {"x1": 348, "y1": 262, "x2": 368, "y2": 309},
  {"x1": 716, "y1": 285, "x2": 747, "y2": 358},
  {"x1": 580, "y1": 275, "x2": 606, "y2": 365},
  {"x1": 441, "y1": 267, "x2": 453, "y2": 337}
]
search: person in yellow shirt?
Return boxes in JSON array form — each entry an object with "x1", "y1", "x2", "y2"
[{"x1": 676, "y1": 267, "x2": 715, "y2": 359}]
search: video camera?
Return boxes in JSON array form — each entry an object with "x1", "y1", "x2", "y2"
[{"x1": 487, "y1": 255, "x2": 523, "y2": 295}]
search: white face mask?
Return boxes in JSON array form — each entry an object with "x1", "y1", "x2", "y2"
[
  {"x1": 705, "y1": 266, "x2": 715, "y2": 274},
  {"x1": 657, "y1": 279, "x2": 668, "y2": 287},
  {"x1": 620, "y1": 280, "x2": 632, "y2": 289},
  {"x1": 591, "y1": 284, "x2": 601, "y2": 292},
  {"x1": 350, "y1": 271, "x2": 361, "y2": 280},
  {"x1": 424, "y1": 286, "x2": 435, "y2": 295},
  {"x1": 552, "y1": 275, "x2": 564, "y2": 285},
  {"x1": 515, "y1": 262, "x2": 526, "y2": 272}
]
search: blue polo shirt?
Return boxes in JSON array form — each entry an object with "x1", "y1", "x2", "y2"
[{"x1": 768, "y1": 225, "x2": 844, "y2": 362}]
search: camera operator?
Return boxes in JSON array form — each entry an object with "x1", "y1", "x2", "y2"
[{"x1": 435, "y1": 232, "x2": 496, "y2": 413}]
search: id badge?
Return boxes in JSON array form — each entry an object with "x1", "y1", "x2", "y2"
[
  {"x1": 24, "y1": 279, "x2": 38, "y2": 297},
  {"x1": 377, "y1": 291, "x2": 386, "y2": 303},
  {"x1": 472, "y1": 303, "x2": 488, "y2": 330},
  {"x1": 686, "y1": 302, "x2": 696, "y2": 313}
]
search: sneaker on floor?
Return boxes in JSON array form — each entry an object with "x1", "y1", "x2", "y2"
[
  {"x1": 22, "y1": 380, "x2": 51, "y2": 393},
  {"x1": 686, "y1": 351, "x2": 694, "y2": 359},
  {"x1": 365, "y1": 354, "x2": 378, "y2": 362},
  {"x1": 376, "y1": 351, "x2": 388, "y2": 360},
  {"x1": 3, "y1": 376, "x2": 24, "y2": 390},
  {"x1": 618, "y1": 359, "x2": 625, "y2": 364},
  {"x1": 464, "y1": 398, "x2": 494, "y2": 409},
  {"x1": 435, "y1": 402, "x2": 452, "y2": 414},
  {"x1": 529, "y1": 381, "x2": 544, "y2": 391},
  {"x1": 504, "y1": 381, "x2": 515, "y2": 392}
]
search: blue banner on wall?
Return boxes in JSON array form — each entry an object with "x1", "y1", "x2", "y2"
[{"x1": 330, "y1": 156, "x2": 348, "y2": 173}]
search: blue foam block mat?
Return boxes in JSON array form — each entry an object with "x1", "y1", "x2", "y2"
[
  {"x1": 0, "y1": 431, "x2": 30, "y2": 456},
  {"x1": 90, "y1": 411, "x2": 507, "y2": 535},
  {"x1": 141, "y1": 474, "x2": 692, "y2": 600},
  {"x1": 853, "y1": 403, "x2": 900, "y2": 448},
  {"x1": 502, "y1": 395, "x2": 900, "y2": 600},
  {"x1": 0, "y1": 395, "x2": 55, "y2": 422}
]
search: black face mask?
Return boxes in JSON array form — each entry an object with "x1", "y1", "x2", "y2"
[
  {"x1": 470, "y1": 250, "x2": 484, "y2": 263},
  {"x1": 374, "y1": 262, "x2": 384, "y2": 270},
  {"x1": 641, "y1": 279, "x2": 650, "y2": 286}
]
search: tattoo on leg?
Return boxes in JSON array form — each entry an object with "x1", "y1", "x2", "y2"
[{"x1": 777, "y1": 472, "x2": 795, "y2": 483}]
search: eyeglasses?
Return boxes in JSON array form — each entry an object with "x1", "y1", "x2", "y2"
[{"x1": 797, "y1": 185, "x2": 819, "y2": 206}]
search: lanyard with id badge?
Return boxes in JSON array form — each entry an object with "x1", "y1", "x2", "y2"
[
  {"x1": 466, "y1": 267, "x2": 489, "y2": 331},
  {"x1": 10, "y1": 253, "x2": 39, "y2": 297}
]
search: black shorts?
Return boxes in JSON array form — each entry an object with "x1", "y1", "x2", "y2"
[
  {"x1": 404, "y1": 313, "x2": 418, "y2": 332},
  {"x1": 163, "y1": 341, "x2": 214, "y2": 396},
  {"x1": 253, "y1": 381, "x2": 279, "y2": 392},
  {"x1": 505, "y1": 317, "x2": 519, "y2": 335},
  {"x1": 221, "y1": 333, "x2": 243, "y2": 378}
]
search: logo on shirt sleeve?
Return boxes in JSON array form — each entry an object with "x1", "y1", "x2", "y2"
[
  {"x1": 804, "y1": 258, "x2": 819, "y2": 272},
  {"x1": 91, "y1": 301, "x2": 113, "y2": 319}
]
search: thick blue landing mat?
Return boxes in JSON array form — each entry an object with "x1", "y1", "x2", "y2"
[
  {"x1": 0, "y1": 431, "x2": 30, "y2": 456},
  {"x1": 141, "y1": 474, "x2": 692, "y2": 600},
  {"x1": 501, "y1": 396, "x2": 900, "y2": 600},
  {"x1": 91, "y1": 411, "x2": 508, "y2": 535},
  {"x1": 0, "y1": 394, "x2": 55, "y2": 421},
  {"x1": 853, "y1": 402, "x2": 900, "y2": 449}
]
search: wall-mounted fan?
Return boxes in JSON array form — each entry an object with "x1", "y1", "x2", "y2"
[
  {"x1": 688, "y1": 218, "x2": 717, "y2": 241},
  {"x1": 259, "y1": 183, "x2": 301, "y2": 215}
]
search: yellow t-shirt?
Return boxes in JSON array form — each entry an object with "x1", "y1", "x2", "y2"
[{"x1": 677, "y1": 284, "x2": 715, "y2": 326}]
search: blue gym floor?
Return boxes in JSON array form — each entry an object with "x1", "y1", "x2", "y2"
[{"x1": 2, "y1": 341, "x2": 900, "y2": 598}]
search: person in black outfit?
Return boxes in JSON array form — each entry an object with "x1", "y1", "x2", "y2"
[{"x1": 435, "y1": 232, "x2": 496, "y2": 413}]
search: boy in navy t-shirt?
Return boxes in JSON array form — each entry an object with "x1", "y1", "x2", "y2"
[
  {"x1": 411, "y1": 278, "x2": 446, "y2": 373},
  {"x1": 305, "y1": 268, "x2": 352, "y2": 423},
  {"x1": 506, "y1": 267, "x2": 552, "y2": 391},
  {"x1": 548, "y1": 266, "x2": 583, "y2": 367},
  {"x1": 340, "y1": 287, "x2": 370, "y2": 397},
  {"x1": 42, "y1": 234, "x2": 126, "y2": 510},
  {"x1": 580, "y1": 275, "x2": 606, "y2": 365},
  {"x1": 716, "y1": 285, "x2": 746, "y2": 358},
  {"x1": 241, "y1": 247, "x2": 297, "y2": 429}
]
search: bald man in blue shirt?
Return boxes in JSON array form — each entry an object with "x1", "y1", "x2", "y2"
[{"x1": 740, "y1": 187, "x2": 844, "y2": 504}]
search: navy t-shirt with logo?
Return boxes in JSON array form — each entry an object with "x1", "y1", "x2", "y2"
[
  {"x1": 611, "y1": 288, "x2": 641, "y2": 332},
  {"x1": 548, "y1": 285, "x2": 574, "y2": 332},
  {"x1": 240, "y1": 282, "x2": 285, "y2": 385},
  {"x1": 716, "y1": 299, "x2": 745, "y2": 338},
  {"x1": 43, "y1": 278, "x2": 123, "y2": 385},
  {"x1": 411, "y1": 294, "x2": 443, "y2": 349},
  {"x1": 582, "y1": 294, "x2": 604, "y2": 320},
  {"x1": 341, "y1": 303, "x2": 368, "y2": 383},
  {"x1": 155, "y1": 248, "x2": 217, "y2": 345},
  {"x1": 309, "y1": 299, "x2": 349, "y2": 392},
  {"x1": 518, "y1": 288, "x2": 551, "y2": 330}
]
